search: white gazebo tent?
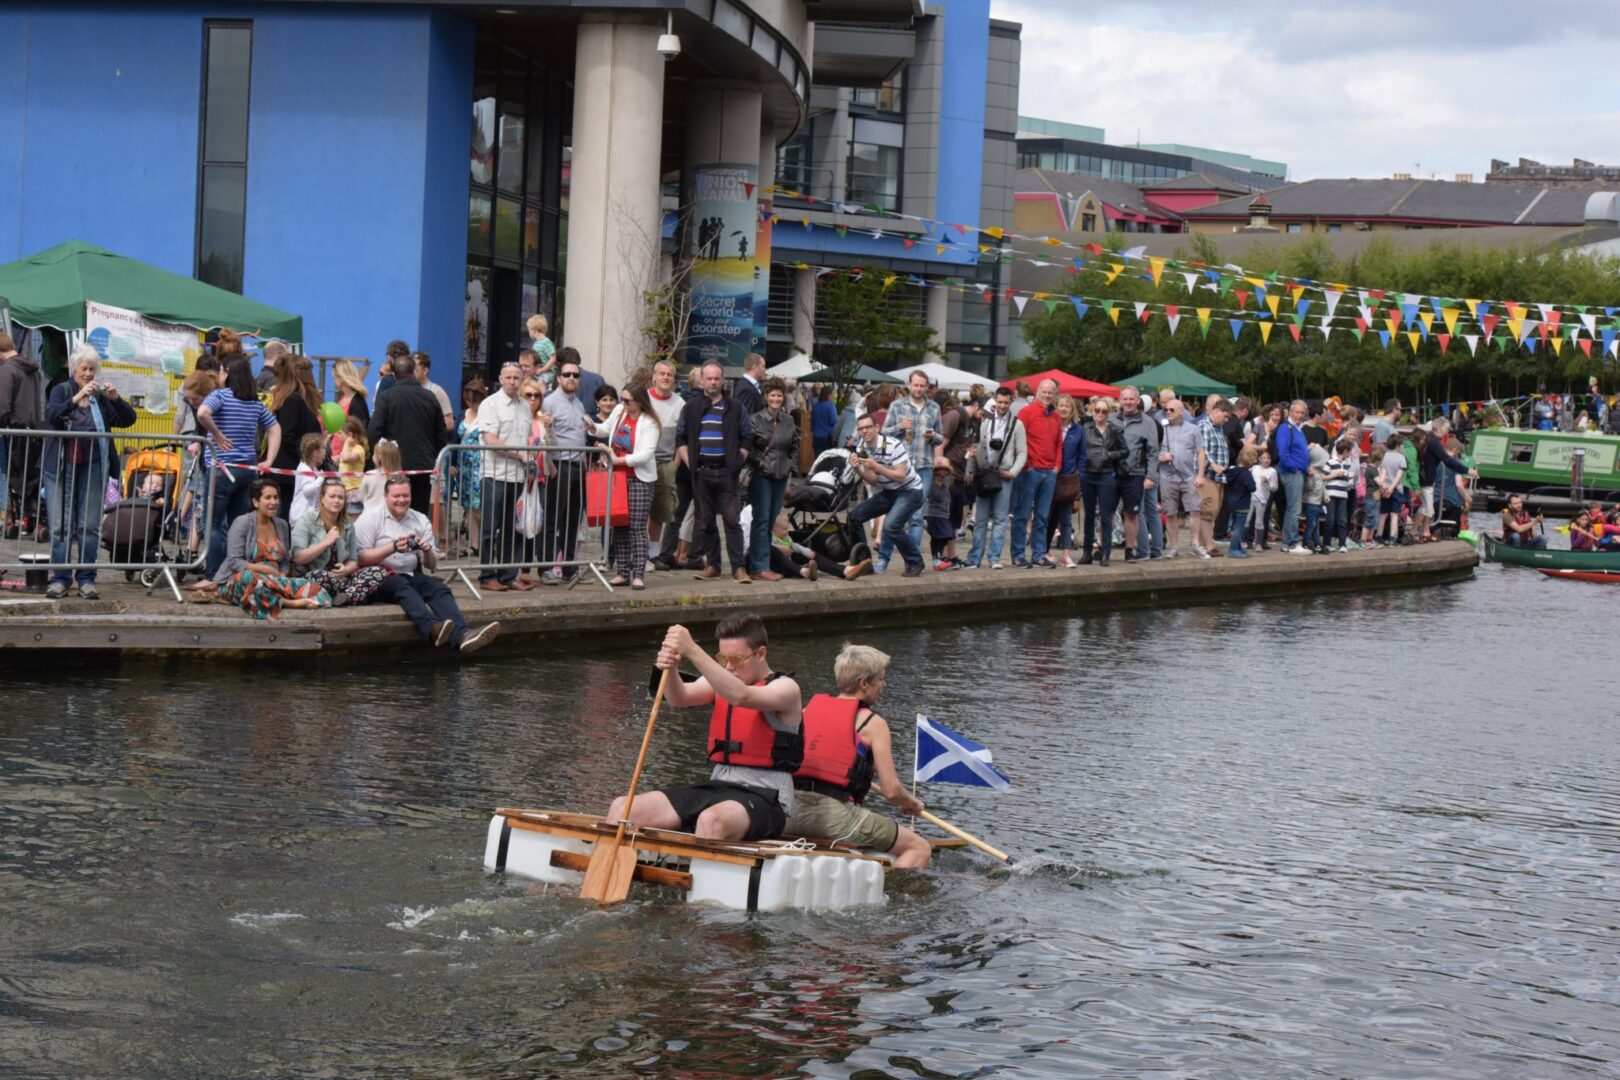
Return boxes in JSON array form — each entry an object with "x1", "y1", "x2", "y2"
[
  {"x1": 765, "y1": 353, "x2": 820, "y2": 380},
  {"x1": 889, "y1": 361, "x2": 982, "y2": 392}
]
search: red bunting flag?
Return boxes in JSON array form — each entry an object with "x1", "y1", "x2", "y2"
[
  {"x1": 1288, "y1": 324, "x2": 1302, "y2": 343},
  {"x1": 1580, "y1": 339, "x2": 1594, "y2": 358},
  {"x1": 1234, "y1": 289, "x2": 1249, "y2": 310},
  {"x1": 1481, "y1": 314, "x2": 1501, "y2": 338},
  {"x1": 902, "y1": 238, "x2": 916, "y2": 250},
  {"x1": 1437, "y1": 333, "x2": 1451, "y2": 353}
]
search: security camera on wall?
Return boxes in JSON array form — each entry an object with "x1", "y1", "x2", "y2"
[{"x1": 657, "y1": 12, "x2": 680, "y2": 60}]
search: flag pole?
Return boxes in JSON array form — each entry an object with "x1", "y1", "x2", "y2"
[
  {"x1": 918, "y1": 810, "x2": 1010, "y2": 862},
  {"x1": 909, "y1": 713, "x2": 920, "y2": 831}
]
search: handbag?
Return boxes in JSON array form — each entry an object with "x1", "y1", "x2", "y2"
[
  {"x1": 586, "y1": 468, "x2": 630, "y2": 527},
  {"x1": 971, "y1": 466, "x2": 1002, "y2": 498},
  {"x1": 1053, "y1": 472, "x2": 1080, "y2": 503}
]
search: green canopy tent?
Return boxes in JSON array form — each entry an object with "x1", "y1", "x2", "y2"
[
  {"x1": 800, "y1": 364, "x2": 903, "y2": 384},
  {"x1": 0, "y1": 240, "x2": 302, "y2": 342},
  {"x1": 1113, "y1": 357, "x2": 1235, "y2": 399}
]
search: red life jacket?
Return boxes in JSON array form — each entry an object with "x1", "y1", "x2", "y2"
[
  {"x1": 793, "y1": 694, "x2": 877, "y2": 803},
  {"x1": 707, "y1": 675, "x2": 803, "y2": 771}
]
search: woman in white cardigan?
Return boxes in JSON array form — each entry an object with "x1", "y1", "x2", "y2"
[{"x1": 585, "y1": 381, "x2": 661, "y2": 588}]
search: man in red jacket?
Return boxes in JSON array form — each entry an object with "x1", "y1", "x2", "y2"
[{"x1": 1009, "y1": 378, "x2": 1063, "y2": 567}]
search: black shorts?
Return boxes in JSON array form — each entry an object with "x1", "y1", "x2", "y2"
[
  {"x1": 661, "y1": 781, "x2": 786, "y2": 841},
  {"x1": 1118, "y1": 474, "x2": 1145, "y2": 514}
]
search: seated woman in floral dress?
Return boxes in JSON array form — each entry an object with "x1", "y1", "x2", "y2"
[
  {"x1": 291, "y1": 478, "x2": 386, "y2": 605},
  {"x1": 211, "y1": 478, "x2": 331, "y2": 619}
]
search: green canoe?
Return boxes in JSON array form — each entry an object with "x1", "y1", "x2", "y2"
[{"x1": 1481, "y1": 533, "x2": 1620, "y2": 570}]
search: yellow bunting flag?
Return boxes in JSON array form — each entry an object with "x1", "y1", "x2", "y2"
[
  {"x1": 1465, "y1": 299, "x2": 1481, "y2": 319},
  {"x1": 1290, "y1": 285, "x2": 1305, "y2": 303},
  {"x1": 1266, "y1": 294, "x2": 1282, "y2": 318},
  {"x1": 1043, "y1": 236, "x2": 1062, "y2": 247},
  {"x1": 1196, "y1": 307, "x2": 1212, "y2": 332},
  {"x1": 979, "y1": 245, "x2": 993, "y2": 254},
  {"x1": 1419, "y1": 312, "x2": 1436, "y2": 333},
  {"x1": 1442, "y1": 308, "x2": 1460, "y2": 335},
  {"x1": 986, "y1": 226, "x2": 1004, "y2": 240},
  {"x1": 1552, "y1": 336, "x2": 1564, "y2": 356},
  {"x1": 1105, "y1": 263, "x2": 1124, "y2": 285},
  {"x1": 936, "y1": 245, "x2": 948, "y2": 255},
  {"x1": 1507, "y1": 317, "x2": 1523, "y2": 341},
  {"x1": 1107, "y1": 306, "x2": 1121, "y2": 325},
  {"x1": 1259, "y1": 321, "x2": 1274, "y2": 345},
  {"x1": 1407, "y1": 331, "x2": 1422, "y2": 352},
  {"x1": 883, "y1": 274, "x2": 897, "y2": 289},
  {"x1": 1149, "y1": 257, "x2": 1166, "y2": 286},
  {"x1": 1384, "y1": 316, "x2": 1401, "y2": 336}
]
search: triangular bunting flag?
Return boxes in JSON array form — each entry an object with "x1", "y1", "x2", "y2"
[
  {"x1": 1437, "y1": 333, "x2": 1451, "y2": 354},
  {"x1": 1419, "y1": 311, "x2": 1436, "y2": 333},
  {"x1": 1149, "y1": 257, "x2": 1165, "y2": 286},
  {"x1": 1551, "y1": 336, "x2": 1564, "y2": 356},
  {"x1": 1181, "y1": 272, "x2": 1200, "y2": 294},
  {"x1": 1196, "y1": 308, "x2": 1212, "y2": 337},
  {"x1": 1465, "y1": 299, "x2": 1481, "y2": 319},
  {"x1": 1070, "y1": 298, "x2": 1089, "y2": 321},
  {"x1": 1134, "y1": 301, "x2": 1149, "y2": 322},
  {"x1": 1400, "y1": 300, "x2": 1420, "y2": 327},
  {"x1": 1290, "y1": 285, "x2": 1305, "y2": 304},
  {"x1": 1464, "y1": 334, "x2": 1479, "y2": 356},
  {"x1": 1406, "y1": 331, "x2": 1422, "y2": 352},
  {"x1": 1318, "y1": 315, "x2": 1333, "y2": 340},
  {"x1": 1323, "y1": 289, "x2": 1344, "y2": 320},
  {"x1": 1481, "y1": 314, "x2": 1501, "y2": 338},
  {"x1": 1579, "y1": 338, "x2": 1593, "y2": 358},
  {"x1": 1104, "y1": 263, "x2": 1124, "y2": 285},
  {"x1": 1384, "y1": 316, "x2": 1401, "y2": 336},
  {"x1": 1012, "y1": 295, "x2": 1028, "y2": 316},
  {"x1": 1378, "y1": 330, "x2": 1391, "y2": 349},
  {"x1": 1258, "y1": 321, "x2": 1274, "y2": 345},
  {"x1": 1234, "y1": 289, "x2": 1249, "y2": 310},
  {"x1": 1165, "y1": 305, "x2": 1181, "y2": 335},
  {"x1": 1288, "y1": 323, "x2": 1302, "y2": 343},
  {"x1": 1441, "y1": 308, "x2": 1460, "y2": 335},
  {"x1": 1581, "y1": 313, "x2": 1598, "y2": 336},
  {"x1": 1265, "y1": 294, "x2": 1281, "y2": 318},
  {"x1": 1229, "y1": 318, "x2": 1244, "y2": 342},
  {"x1": 1292, "y1": 300, "x2": 1312, "y2": 326}
]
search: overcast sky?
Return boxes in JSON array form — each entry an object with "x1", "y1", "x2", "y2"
[{"x1": 992, "y1": 0, "x2": 1620, "y2": 182}]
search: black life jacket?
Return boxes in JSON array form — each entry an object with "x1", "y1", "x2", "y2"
[
  {"x1": 793, "y1": 693, "x2": 876, "y2": 803},
  {"x1": 707, "y1": 674, "x2": 803, "y2": 771}
]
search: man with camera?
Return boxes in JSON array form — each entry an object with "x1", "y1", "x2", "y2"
[
  {"x1": 355, "y1": 475, "x2": 501, "y2": 654},
  {"x1": 847, "y1": 414, "x2": 927, "y2": 577},
  {"x1": 965, "y1": 386, "x2": 1026, "y2": 568}
]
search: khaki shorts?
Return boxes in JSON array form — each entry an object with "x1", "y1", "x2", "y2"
[
  {"x1": 1160, "y1": 476, "x2": 1201, "y2": 516},
  {"x1": 1197, "y1": 477, "x2": 1223, "y2": 520},
  {"x1": 651, "y1": 458, "x2": 679, "y2": 523},
  {"x1": 783, "y1": 789, "x2": 900, "y2": 852},
  {"x1": 1418, "y1": 488, "x2": 1435, "y2": 518}
]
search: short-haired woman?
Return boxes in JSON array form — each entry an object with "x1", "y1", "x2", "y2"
[
  {"x1": 211, "y1": 478, "x2": 331, "y2": 618},
  {"x1": 782, "y1": 643, "x2": 931, "y2": 868},
  {"x1": 40, "y1": 345, "x2": 137, "y2": 598},
  {"x1": 293, "y1": 477, "x2": 385, "y2": 605},
  {"x1": 747, "y1": 377, "x2": 799, "y2": 579},
  {"x1": 586, "y1": 383, "x2": 659, "y2": 589},
  {"x1": 1080, "y1": 397, "x2": 1127, "y2": 566},
  {"x1": 196, "y1": 357, "x2": 281, "y2": 580}
]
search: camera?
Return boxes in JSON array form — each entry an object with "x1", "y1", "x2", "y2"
[
  {"x1": 657, "y1": 32, "x2": 681, "y2": 60},
  {"x1": 988, "y1": 437, "x2": 1004, "y2": 453},
  {"x1": 853, "y1": 446, "x2": 870, "y2": 460},
  {"x1": 404, "y1": 534, "x2": 422, "y2": 551}
]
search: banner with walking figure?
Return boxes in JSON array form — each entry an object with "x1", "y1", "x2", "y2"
[{"x1": 687, "y1": 163, "x2": 758, "y2": 368}]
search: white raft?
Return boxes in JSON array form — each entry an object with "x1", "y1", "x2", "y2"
[{"x1": 484, "y1": 808, "x2": 889, "y2": 912}]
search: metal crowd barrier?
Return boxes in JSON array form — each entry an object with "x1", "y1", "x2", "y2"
[
  {"x1": 431, "y1": 441, "x2": 617, "y2": 598},
  {"x1": 0, "y1": 428, "x2": 216, "y2": 603}
]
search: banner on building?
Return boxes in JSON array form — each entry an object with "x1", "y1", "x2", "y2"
[{"x1": 687, "y1": 163, "x2": 759, "y2": 368}]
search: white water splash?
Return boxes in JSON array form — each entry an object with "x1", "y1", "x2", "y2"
[{"x1": 229, "y1": 911, "x2": 308, "y2": 930}]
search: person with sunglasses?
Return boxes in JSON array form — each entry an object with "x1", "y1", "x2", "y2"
[
  {"x1": 607, "y1": 613, "x2": 803, "y2": 842},
  {"x1": 476, "y1": 362, "x2": 538, "y2": 592}
]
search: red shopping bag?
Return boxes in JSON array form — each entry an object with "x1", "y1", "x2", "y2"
[{"x1": 586, "y1": 468, "x2": 630, "y2": 527}]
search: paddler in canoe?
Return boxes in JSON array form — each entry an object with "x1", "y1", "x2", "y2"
[
  {"x1": 786, "y1": 644, "x2": 932, "y2": 868},
  {"x1": 609, "y1": 613, "x2": 804, "y2": 842}
]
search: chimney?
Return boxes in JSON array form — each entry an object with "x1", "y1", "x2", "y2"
[
  {"x1": 1490, "y1": 158, "x2": 1509, "y2": 172},
  {"x1": 1519, "y1": 157, "x2": 1541, "y2": 168},
  {"x1": 1248, "y1": 195, "x2": 1272, "y2": 229},
  {"x1": 1392, "y1": 172, "x2": 1412, "y2": 180},
  {"x1": 1454, "y1": 173, "x2": 1473, "y2": 184},
  {"x1": 1573, "y1": 158, "x2": 1594, "y2": 169}
]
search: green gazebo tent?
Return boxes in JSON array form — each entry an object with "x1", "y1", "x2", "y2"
[
  {"x1": 1113, "y1": 357, "x2": 1235, "y2": 399},
  {"x1": 800, "y1": 364, "x2": 903, "y2": 385},
  {"x1": 0, "y1": 240, "x2": 302, "y2": 342}
]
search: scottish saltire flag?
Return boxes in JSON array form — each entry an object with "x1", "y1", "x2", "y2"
[{"x1": 914, "y1": 714, "x2": 1011, "y2": 789}]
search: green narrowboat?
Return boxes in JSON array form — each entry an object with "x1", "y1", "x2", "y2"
[{"x1": 1469, "y1": 428, "x2": 1620, "y2": 506}]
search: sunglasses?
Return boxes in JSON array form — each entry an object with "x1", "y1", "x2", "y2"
[
  {"x1": 717, "y1": 649, "x2": 757, "y2": 669},
  {"x1": 558, "y1": 372, "x2": 580, "y2": 379},
  {"x1": 521, "y1": 393, "x2": 540, "y2": 400}
]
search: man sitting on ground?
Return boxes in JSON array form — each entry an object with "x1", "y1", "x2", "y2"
[
  {"x1": 609, "y1": 613, "x2": 803, "y2": 841},
  {"x1": 354, "y1": 475, "x2": 501, "y2": 654},
  {"x1": 784, "y1": 644, "x2": 931, "y2": 868}
]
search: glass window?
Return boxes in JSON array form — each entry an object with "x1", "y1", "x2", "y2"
[
  {"x1": 497, "y1": 111, "x2": 525, "y2": 193},
  {"x1": 852, "y1": 117, "x2": 903, "y2": 148},
  {"x1": 713, "y1": 0, "x2": 750, "y2": 43},
  {"x1": 523, "y1": 206, "x2": 540, "y2": 263},
  {"x1": 751, "y1": 23, "x2": 777, "y2": 64},
  {"x1": 471, "y1": 96, "x2": 496, "y2": 185},
  {"x1": 777, "y1": 129, "x2": 812, "y2": 191},
  {"x1": 1286, "y1": 223, "x2": 1302, "y2": 234},
  {"x1": 196, "y1": 22, "x2": 252, "y2": 293},
  {"x1": 468, "y1": 192, "x2": 492, "y2": 254},
  {"x1": 197, "y1": 164, "x2": 246, "y2": 293},
  {"x1": 494, "y1": 197, "x2": 522, "y2": 260},
  {"x1": 848, "y1": 141, "x2": 901, "y2": 211},
  {"x1": 1326, "y1": 223, "x2": 1342, "y2": 233}
]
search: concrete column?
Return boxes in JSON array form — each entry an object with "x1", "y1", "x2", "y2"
[
  {"x1": 926, "y1": 282, "x2": 950, "y2": 362},
  {"x1": 562, "y1": 16, "x2": 665, "y2": 387},
  {"x1": 792, "y1": 266, "x2": 816, "y2": 355}
]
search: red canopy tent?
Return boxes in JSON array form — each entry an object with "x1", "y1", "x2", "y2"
[{"x1": 999, "y1": 369, "x2": 1120, "y2": 398}]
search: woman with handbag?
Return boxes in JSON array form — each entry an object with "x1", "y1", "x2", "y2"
[
  {"x1": 964, "y1": 387, "x2": 1026, "y2": 569},
  {"x1": 1080, "y1": 397, "x2": 1128, "y2": 566},
  {"x1": 747, "y1": 378, "x2": 800, "y2": 581},
  {"x1": 1049, "y1": 394, "x2": 1085, "y2": 567},
  {"x1": 586, "y1": 383, "x2": 659, "y2": 589},
  {"x1": 40, "y1": 346, "x2": 137, "y2": 599}
]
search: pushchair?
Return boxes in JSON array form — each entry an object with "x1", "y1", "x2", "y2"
[
  {"x1": 783, "y1": 448, "x2": 871, "y2": 564},
  {"x1": 101, "y1": 444, "x2": 198, "y2": 588}
]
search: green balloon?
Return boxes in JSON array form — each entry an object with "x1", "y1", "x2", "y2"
[{"x1": 321, "y1": 401, "x2": 346, "y2": 434}]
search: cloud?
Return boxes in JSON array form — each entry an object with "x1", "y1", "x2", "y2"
[{"x1": 994, "y1": 0, "x2": 1620, "y2": 180}]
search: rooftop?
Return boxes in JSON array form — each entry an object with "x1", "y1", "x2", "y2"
[
  {"x1": 1017, "y1": 168, "x2": 1182, "y2": 221},
  {"x1": 1180, "y1": 178, "x2": 1602, "y2": 226}
]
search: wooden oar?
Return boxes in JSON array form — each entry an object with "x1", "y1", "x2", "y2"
[
  {"x1": 581, "y1": 667, "x2": 672, "y2": 903},
  {"x1": 918, "y1": 809, "x2": 1009, "y2": 862}
]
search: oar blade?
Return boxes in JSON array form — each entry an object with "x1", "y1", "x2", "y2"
[{"x1": 579, "y1": 839, "x2": 639, "y2": 904}]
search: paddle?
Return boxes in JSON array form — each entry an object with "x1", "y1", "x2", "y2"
[
  {"x1": 581, "y1": 667, "x2": 672, "y2": 904},
  {"x1": 918, "y1": 809, "x2": 1009, "y2": 862}
]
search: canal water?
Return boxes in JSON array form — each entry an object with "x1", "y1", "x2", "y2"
[{"x1": 2, "y1": 565, "x2": 1617, "y2": 1077}]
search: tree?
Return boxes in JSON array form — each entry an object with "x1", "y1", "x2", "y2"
[{"x1": 813, "y1": 269, "x2": 939, "y2": 403}]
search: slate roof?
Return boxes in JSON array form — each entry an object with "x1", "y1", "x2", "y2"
[
  {"x1": 1180, "y1": 178, "x2": 1603, "y2": 226},
  {"x1": 1143, "y1": 171, "x2": 1265, "y2": 195},
  {"x1": 1016, "y1": 168, "x2": 1181, "y2": 220}
]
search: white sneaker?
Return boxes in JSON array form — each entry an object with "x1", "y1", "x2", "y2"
[
  {"x1": 1190, "y1": 543, "x2": 1211, "y2": 560},
  {"x1": 1163, "y1": 546, "x2": 1179, "y2": 560},
  {"x1": 1285, "y1": 544, "x2": 1311, "y2": 555},
  {"x1": 990, "y1": 561, "x2": 1003, "y2": 570}
]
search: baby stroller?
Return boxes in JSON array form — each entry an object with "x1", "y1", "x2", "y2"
[
  {"x1": 101, "y1": 445, "x2": 195, "y2": 588},
  {"x1": 783, "y1": 447, "x2": 870, "y2": 564}
]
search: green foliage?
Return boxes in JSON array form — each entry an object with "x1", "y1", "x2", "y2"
[
  {"x1": 816, "y1": 269, "x2": 939, "y2": 399},
  {"x1": 1014, "y1": 234, "x2": 1620, "y2": 407}
]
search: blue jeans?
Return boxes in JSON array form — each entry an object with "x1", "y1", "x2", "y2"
[
  {"x1": 1280, "y1": 470, "x2": 1304, "y2": 547},
  {"x1": 1303, "y1": 502, "x2": 1323, "y2": 549},
  {"x1": 968, "y1": 481, "x2": 1012, "y2": 565},
  {"x1": 1010, "y1": 467, "x2": 1055, "y2": 561},
  {"x1": 878, "y1": 465, "x2": 930, "y2": 566},
  {"x1": 1228, "y1": 509, "x2": 1249, "y2": 554},
  {"x1": 206, "y1": 465, "x2": 258, "y2": 578},
  {"x1": 850, "y1": 484, "x2": 924, "y2": 571},
  {"x1": 1081, "y1": 471, "x2": 1118, "y2": 557},
  {"x1": 747, "y1": 473, "x2": 789, "y2": 573},
  {"x1": 1136, "y1": 481, "x2": 1163, "y2": 558},
  {"x1": 1503, "y1": 533, "x2": 1547, "y2": 550},
  {"x1": 45, "y1": 460, "x2": 109, "y2": 586},
  {"x1": 1325, "y1": 498, "x2": 1349, "y2": 547}
]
